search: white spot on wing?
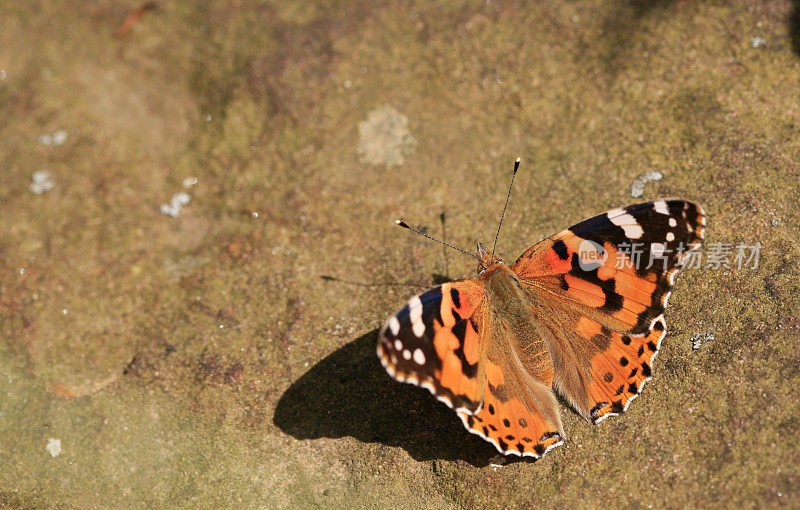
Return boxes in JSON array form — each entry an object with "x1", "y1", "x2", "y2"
[
  {"x1": 669, "y1": 217, "x2": 677, "y2": 227},
  {"x1": 408, "y1": 295, "x2": 425, "y2": 337},
  {"x1": 413, "y1": 348, "x2": 426, "y2": 365},
  {"x1": 666, "y1": 232, "x2": 675, "y2": 242},
  {"x1": 653, "y1": 200, "x2": 670, "y2": 215},
  {"x1": 388, "y1": 316, "x2": 400, "y2": 336},
  {"x1": 394, "y1": 339, "x2": 402, "y2": 351},
  {"x1": 608, "y1": 211, "x2": 644, "y2": 239},
  {"x1": 651, "y1": 242, "x2": 666, "y2": 257},
  {"x1": 668, "y1": 268, "x2": 677, "y2": 285},
  {"x1": 402, "y1": 349, "x2": 412, "y2": 360}
]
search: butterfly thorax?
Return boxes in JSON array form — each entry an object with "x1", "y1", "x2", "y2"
[{"x1": 479, "y1": 263, "x2": 516, "y2": 295}]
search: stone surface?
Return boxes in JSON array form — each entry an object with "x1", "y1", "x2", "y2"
[{"x1": 1, "y1": 1, "x2": 799, "y2": 507}]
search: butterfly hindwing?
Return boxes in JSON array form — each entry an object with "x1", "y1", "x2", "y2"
[
  {"x1": 378, "y1": 280, "x2": 486, "y2": 413},
  {"x1": 534, "y1": 305, "x2": 669, "y2": 424},
  {"x1": 580, "y1": 315, "x2": 667, "y2": 424},
  {"x1": 456, "y1": 335, "x2": 564, "y2": 458}
]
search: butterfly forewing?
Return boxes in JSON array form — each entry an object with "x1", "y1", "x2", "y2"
[
  {"x1": 378, "y1": 280, "x2": 487, "y2": 413},
  {"x1": 512, "y1": 200, "x2": 705, "y2": 335}
]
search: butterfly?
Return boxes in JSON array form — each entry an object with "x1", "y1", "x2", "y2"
[{"x1": 377, "y1": 166, "x2": 705, "y2": 459}]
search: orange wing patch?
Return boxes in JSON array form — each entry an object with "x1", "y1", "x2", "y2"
[
  {"x1": 457, "y1": 360, "x2": 563, "y2": 458},
  {"x1": 430, "y1": 313, "x2": 482, "y2": 410},
  {"x1": 574, "y1": 314, "x2": 667, "y2": 424}
]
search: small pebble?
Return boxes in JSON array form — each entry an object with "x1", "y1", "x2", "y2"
[
  {"x1": 52, "y1": 129, "x2": 68, "y2": 146},
  {"x1": 751, "y1": 37, "x2": 767, "y2": 49}
]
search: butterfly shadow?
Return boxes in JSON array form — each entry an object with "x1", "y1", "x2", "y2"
[{"x1": 273, "y1": 328, "x2": 503, "y2": 467}]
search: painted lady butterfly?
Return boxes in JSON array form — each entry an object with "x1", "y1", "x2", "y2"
[{"x1": 377, "y1": 162, "x2": 705, "y2": 459}]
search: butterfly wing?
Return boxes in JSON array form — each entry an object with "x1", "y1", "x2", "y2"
[
  {"x1": 378, "y1": 280, "x2": 564, "y2": 458},
  {"x1": 455, "y1": 312, "x2": 564, "y2": 458},
  {"x1": 511, "y1": 199, "x2": 705, "y2": 423},
  {"x1": 378, "y1": 280, "x2": 487, "y2": 413}
]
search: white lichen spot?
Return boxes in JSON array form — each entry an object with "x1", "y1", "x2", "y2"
[
  {"x1": 52, "y1": 129, "x2": 68, "y2": 146},
  {"x1": 357, "y1": 105, "x2": 416, "y2": 167},
  {"x1": 630, "y1": 171, "x2": 663, "y2": 198},
  {"x1": 30, "y1": 170, "x2": 54, "y2": 194},
  {"x1": 38, "y1": 129, "x2": 68, "y2": 146},
  {"x1": 690, "y1": 332, "x2": 715, "y2": 351},
  {"x1": 751, "y1": 37, "x2": 767, "y2": 49},
  {"x1": 160, "y1": 192, "x2": 191, "y2": 218},
  {"x1": 46, "y1": 438, "x2": 61, "y2": 457}
]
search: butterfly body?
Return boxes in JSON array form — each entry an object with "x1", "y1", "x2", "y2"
[
  {"x1": 378, "y1": 199, "x2": 705, "y2": 458},
  {"x1": 481, "y1": 263, "x2": 556, "y2": 391}
]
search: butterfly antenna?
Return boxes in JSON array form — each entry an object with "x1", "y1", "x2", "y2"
[
  {"x1": 491, "y1": 157, "x2": 520, "y2": 256},
  {"x1": 395, "y1": 219, "x2": 480, "y2": 262},
  {"x1": 440, "y1": 212, "x2": 449, "y2": 276}
]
